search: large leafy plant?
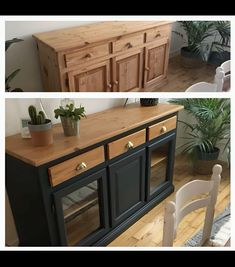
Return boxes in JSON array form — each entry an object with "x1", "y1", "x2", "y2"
[
  {"x1": 54, "y1": 103, "x2": 86, "y2": 121},
  {"x1": 174, "y1": 21, "x2": 215, "y2": 57},
  {"x1": 5, "y1": 38, "x2": 24, "y2": 92},
  {"x1": 169, "y1": 99, "x2": 230, "y2": 156}
]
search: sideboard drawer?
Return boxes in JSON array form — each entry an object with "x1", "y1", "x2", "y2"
[
  {"x1": 113, "y1": 33, "x2": 144, "y2": 53},
  {"x1": 146, "y1": 25, "x2": 171, "y2": 43},
  {"x1": 148, "y1": 116, "x2": 177, "y2": 140},
  {"x1": 65, "y1": 43, "x2": 110, "y2": 68},
  {"x1": 48, "y1": 146, "x2": 105, "y2": 186},
  {"x1": 108, "y1": 129, "x2": 146, "y2": 159}
]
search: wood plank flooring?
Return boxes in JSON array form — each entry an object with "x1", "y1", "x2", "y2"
[
  {"x1": 154, "y1": 56, "x2": 217, "y2": 92},
  {"x1": 108, "y1": 155, "x2": 230, "y2": 247}
]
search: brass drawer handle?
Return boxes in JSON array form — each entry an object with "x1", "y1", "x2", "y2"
[
  {"x1": 76, "y1": 162, "x2": 87, "y2": 171},
  {"x1": 126, "y1": 141, "x2": 134, "y2": 150},
  {"x1": 160, "y1": 126, "x2": 167, "y2": 133},
  {"x1": 107, "y1": 83, "x2": 112, "y2": 88},
  {"x1": 85, "y1": 53, "x2": 93, "y2": 58},
  {"x1": 126, "y1": 42, "x2": 133, "y2": 49},
  {"x1": 114, "y1": 80, "x2": 119, "y2": 85},
  {"x1": 155, "y1": 32, "x2": 161, "y2": 38},
  {"x1": 145, "y1": 66, "x2": 150, "y2": 71}
]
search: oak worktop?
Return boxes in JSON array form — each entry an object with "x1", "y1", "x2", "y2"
[
  {"x1": 6, "y1": 103, "x2": 183, "y2": 167},
  {"x1": 33, "y1": 21, "x2": 173, "y2": 52}
]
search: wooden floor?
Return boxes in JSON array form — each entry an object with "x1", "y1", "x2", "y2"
[
  {"x1": 155, "y1": 56, "x2": 217, "y2": 92},
  {"x1": 108, "y1": 155, "x2": 230, "y2": 247}
]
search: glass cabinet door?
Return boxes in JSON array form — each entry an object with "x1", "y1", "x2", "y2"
[
  {"x1": 54, "y1": 169, "x2": 109, "y2": 246},
  {"x1": 147, "y1": 133, "x2": 176, "y2": 200}
]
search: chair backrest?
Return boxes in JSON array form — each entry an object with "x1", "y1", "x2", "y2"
[
  {"x1": 220, "y1": 60, "x2": 230, "y2": 74},
  {"x1": 215, "y1": 60, "x2": 231, "y2": 92},
  {"x1": 162, "y1": 164, "x2": 222, "y2": 246}
]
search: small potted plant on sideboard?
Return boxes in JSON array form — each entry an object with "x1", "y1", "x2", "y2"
[
  {"x1": 28, "y1": 105, "x2": 53, "y2": 146},
  {"x1": 54, "y1": 103, "x2": 86, "y2": 136}
]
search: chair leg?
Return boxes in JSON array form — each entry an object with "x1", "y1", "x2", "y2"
[{"x1": 162, "y1": 201, "x2": 176, "y2": 246}]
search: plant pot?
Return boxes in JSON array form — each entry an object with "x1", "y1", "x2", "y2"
[
  {"x1": 180, "y1": 47, "x2": 204, "y2": 68},
  {"x1": 60, "y1": 117, "x2": 79, "y2": 136},
  {"x1": 28, "y1": 119, "x2": 53, "y2": 146},
  {"x1": 196, "y1": 146, "x2": 220, "y2": 161},
  {"x1": 140, "y1": 98, "x2": 159, "y2": 106}
]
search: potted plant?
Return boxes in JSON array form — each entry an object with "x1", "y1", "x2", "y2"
[
  {"x1": 174, "y1": 21, "x2": 215, "y2": 68},
  {"x1": 54, "y1": 103, "x2": 86, "y2": 136},
  {"x1": 5, "y1": 38, "x2": 24, "y2": 92},
  {"x1": 28, "y1": 105, "x2": 53, "y2": 146},
  {"x1": 208, "y1": 21, "x2": 230, "y2": 66},
  {"x1": 169, "y1": 98, "x2": 230, "y2": 174}
]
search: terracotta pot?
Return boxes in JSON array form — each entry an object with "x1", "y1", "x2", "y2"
[
  {"x1": 28, "y1": 119, "x2": 53, "y2": 146},
  {"x1": 60, "y1": 117, "x2": 79, "y2": 136}
]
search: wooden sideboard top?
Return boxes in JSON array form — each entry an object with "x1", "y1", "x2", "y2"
[
  {"x1": 33, "y1": 21, "x2": 173, "y2": 52},
  {"x1": 6, "y1": 103, "x2": 183, "y2": 167}
]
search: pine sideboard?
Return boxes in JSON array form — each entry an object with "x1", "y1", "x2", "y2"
[
  {"x1": 33, "y1": 21, "x2": 173, "y2": 92},
  {"x1": 6, "y1": 103, "x2": 183, "y2": 246}
]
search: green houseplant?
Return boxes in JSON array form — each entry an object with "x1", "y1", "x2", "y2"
[
  {"x1": 174, "y1": 21, "x2": 215, "y2": 67},
  {"x1": 28, "y1": 105, "x2": 53, "y2": 146},
  {"x1": 54, "y1": 103, "x2": 86, "y2": 136},
  {"x1": 208, "y1": 21, "x2": 230, "y2": 66},
  {"x1": 5, "y1": 38, "x2": 24, "y2": 92},
  {"x1": 169, "y1": 99, "x2": 230, "y2": 173}
]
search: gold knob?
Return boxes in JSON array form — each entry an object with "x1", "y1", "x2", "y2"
[
  {"x1": 107, "y1": 83, "x2": 112, "y2": 88},
  {"x1": 76, "y1": 162, "x2": 87, "y2": 171},
  {"x1": 126, "y1": 141, "x2": 134, "y2": 150},
  {"x1": 145, "y1": 67, "x2": 150, "y2": 71},
  {"x1": 85, "y1": 53, "x2": 92, "y2": 58},
  {"x1": 114, "y1": 80, "x2": 119, "y2": 85},
  {"x1": 160, "y1": 126, "x2": 167, "y2": 133}
]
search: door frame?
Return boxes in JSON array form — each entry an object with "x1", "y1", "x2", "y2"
[
  {"x1": 53, "y1": 168, "x2": 109, "y2": 246},
  {"x1": 146, "y1": 131, "x2": 176, "y2": 201}
]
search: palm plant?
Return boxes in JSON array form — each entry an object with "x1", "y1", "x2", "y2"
[
  {"x1": 174, "y1": 21, "x2": 215, "y2": 58},
  {"x1": 5, "y1": 38, "x2": 24, "y2": 92},
  {"x1": 169, "y1": 99, "x2": 230, "y2": 160}
]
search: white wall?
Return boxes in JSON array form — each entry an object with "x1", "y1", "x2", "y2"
[
  {"x1": 5, "y1": 21, "x2": 97, "y2": 92},
  {"x1": 5, "y1": 98, "x2": 130, "y2": 136},
  {"x1": 5, "y1": 21, "x2": 183, "y2": 92}
]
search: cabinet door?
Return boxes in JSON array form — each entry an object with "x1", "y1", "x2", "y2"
[
  {"x1": 68, "y1": 60, "x2": 111, "y2": 92},
  {"x1": 113, "y1": 49, "x2": 143, "y2": 92},
  {"x1": 144, "y1": 38, "x2": 170, "y2": 88},
  {"x1": 53, "y1": 169, "x2": 109, "y2": 246},
  {"x1": 147, "y1": 132, "x2": 176, "y2": 201},
  {"x1": 109, "y1": 148, "x2": 145, "y2": 227}
]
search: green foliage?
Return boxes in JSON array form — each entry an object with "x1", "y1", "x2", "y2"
[
  {"x1": 5, "y1": 38, "x2": 24, "y2": 92},
  {"x1": 5, "y1": 38, "x2": 23, "y2": 51},
  {"x1": 54, "y1": 104, "x2": 86, "y2": 121},
  {"x1": 174, "y1": 21, "x2": 230, "y2": 60},
  {"x1": 174, "y1": 21, "x2": 215, "y2": 55},
  {"x1": 28, "y1": 105, "x2": 47, "y2": 125},
  {"x1": 213, "y1": 21, "x2": 230, "y2": 46},
  {"x1": 169, "y1": 99, "x2": 230, "y2": 157}
]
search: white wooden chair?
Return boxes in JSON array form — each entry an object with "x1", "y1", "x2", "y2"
[
  {"x1": 185, "y1": 60, "x2": 230, "y2": 92},
  {"x1": 215, "y1": 60, "x2": 230, "y2": 92},
  {"x1": 185, "y1": 71, "x2": 224, "y2": 92},
  {"x1": 162, "y1": 164, "x2": 222, "y2": 246}
]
